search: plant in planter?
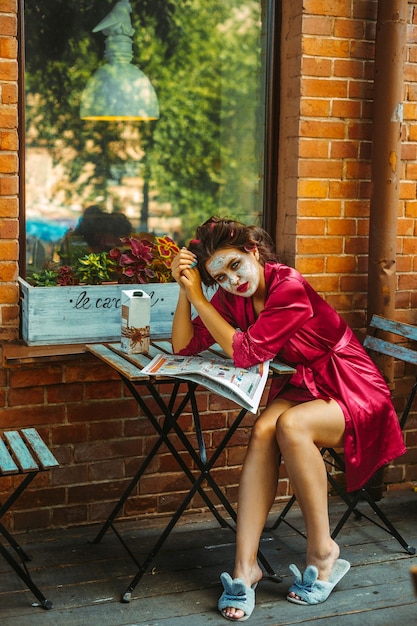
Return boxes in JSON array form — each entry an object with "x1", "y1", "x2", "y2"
[
  {"x1": 29, "y1": 268, "x2": 60, "y2": 287},
  {"x1": 75, "y1": 252, "x2": 117, "y2": 285},
  {"x1": 28, "y1": 255, "x2": 115, "y2": 286},
  {"x1": 20, "y1": 233, "x2": 181, "y2": 345},
  {"x1": 109, "y1": 233, "x2": 180, "y2": 284}
]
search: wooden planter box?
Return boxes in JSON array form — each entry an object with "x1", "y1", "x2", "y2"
[{"x1": 19, "y1": 278, "x2": 179, "y2": 345}]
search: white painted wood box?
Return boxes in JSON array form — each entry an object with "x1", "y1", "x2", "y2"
[{"x1": 19, "y1": 278, "x2": 179, "y2": 345}]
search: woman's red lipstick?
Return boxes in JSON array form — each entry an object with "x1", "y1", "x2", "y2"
[{"x1": 237, "y1": 282, "x2": 249, "y2": 293}]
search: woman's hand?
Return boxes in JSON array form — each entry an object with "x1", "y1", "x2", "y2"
[
  {"x1": 171, "y1": 247, "x2": 197, "y2": 284},
  {"x1": 171, "y1": 248, "x2": 204, "y2": 302}
]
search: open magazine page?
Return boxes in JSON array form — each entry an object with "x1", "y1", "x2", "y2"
[{"x1": 141, "y1": 354, "x2": 270, "y2": 413}]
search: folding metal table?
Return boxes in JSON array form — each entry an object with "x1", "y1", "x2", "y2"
[{"x1": 86, "y1": 340, "x2": 295, "y2": 602}]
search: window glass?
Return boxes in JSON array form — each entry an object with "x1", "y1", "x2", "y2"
[{"x1": 24, "y1": 0, "x2": 270, "y2": 276}]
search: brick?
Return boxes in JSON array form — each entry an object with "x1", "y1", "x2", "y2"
[
  {"x1": 0, "y1": 15, "x2": 17, "y2": 37},
  {"x1": 329, "y1": 253, "x2": 358, "y2": 274},
  {"x1": 47, "y1": 382, "x2": 84, "y2": 404},
  {"x1": 346, "y1": 160, "x2": 372, "y2": 179},
  {"x1": 7, "y1": 386, "x2": 45, "y2": 406},
  {"x1": 297, "y1": 179, "x2": 328, "y2": 198},
  {"x1": 327, "y1": 218, "x2": 357, "y2": 235},
  {"x1": 0, "y1": 262, "x2": 17, "y2": 281},
  {"x1": 295, "y1": 257, "x2": 325, "y2": 274},
  {"x1": 302, "y1": 77, "x2": 348, "y2": 98},
  {"x1": 330, "y1": 141, "x2": 359, "y2": 158},
  {"x1": 303, "y1": 0, "x2": 351, "y2": 17},
  {"x1": 300, "y1": 98, "x2": 331, "y2": 117},
  {"x1": 329, "y1": 180, "x2": 359, "y2": 198},
  {"x1": 0, "y1": 61, "x2": 17, "y2": 83},
  {"x1": 85, "y1": 380, "x2": 123, "y2": 400},
  {"x1": 348, "y1": 79, "x2": 374, "y2": 99},
  {"x1": 1, "y1": 303, "x2": 19, "y2": 323},
  {"x1": 0, "y1": 282, "x2": 17, "y2": 303},
  {"x1": 301, "y1": 57, "x2": 332, "y2": 76},
  {"x1": 299, "y1": 159, "x2": 343, "y2": 179},
  {"x1": 300, "y1": 119, "x2": 346, "y2": 139},
  {"x1": 0, "y1": 153, "x2": 17, "y2": 173},
  {"x1": 297, "y1": 237, "x2": 343, "y2": 255},
  {"x1": 304, "y1": 274, "x2": 341, "y2": 292},
  {"x1": 0, "y1": 176, "x2": 18, "y2": 195},
  {"x1": 297, "y1": 217, "x2": 326, "y2": 235},
  {"x1": 299, "y1": 138, "x2": 329, "y2": 158},
  {"x1": 1, "y1": 83, "x2": 18, "y2": 105},
  {"x1": 332, "y1": 99, "x2": 361, "y2": 118},
  {"x1": 0, "y1": 218, "x2": 18, "y2": 237},
  {"x1": 0, "y1": 1, "x2": 18, "y2": 12},
  {"x1": 334, "y1": 18, "x2": 367, "y2": 39},
  {"x1": 302, "y1": 15, "x2": 333, "y2": 36},
  {"x1": 0, "y1": 37, "x2": 17, "y2": 59},
  {"x1": 10, "y1": 366, "x2": 63, "y2": 388},
  {"x1": 298, "y1": 199, "x2": 341, "y2": 216},
  {"x1": 0, "y1": 196, "x2": 18, "y2": 218}
]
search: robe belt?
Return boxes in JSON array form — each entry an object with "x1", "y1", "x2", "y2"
[{"x1": 289, "y1": 326, "x2": 354, "y2": 396}]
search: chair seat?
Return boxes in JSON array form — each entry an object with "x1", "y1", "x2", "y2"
[
  {"x1": 0, "y1": 428, "x2": 58, "y2": 475},
  {"x1": 0, "y1": 428, "x2": 59, "y2": 610}
]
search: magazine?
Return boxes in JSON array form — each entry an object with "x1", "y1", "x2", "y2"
[{"x1": 140, "y1": 353, "x2": 270, "y2": 414}]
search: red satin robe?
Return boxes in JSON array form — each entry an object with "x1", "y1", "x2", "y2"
[{"x1": 177, "y1": 262, "x2": 406, "y2": 492}]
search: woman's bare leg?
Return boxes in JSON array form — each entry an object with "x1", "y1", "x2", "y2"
[
  {"x1": 221, "y1": 397, "x2": 345, "y2": 618},
  {"x1": 221, "y1": 399, "x2": 294, "y2": 620},
  {"x1": 276, "y1": 398, "x2": 345, "y2": 597}
]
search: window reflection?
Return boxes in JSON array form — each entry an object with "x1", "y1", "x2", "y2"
[{"x1": 24, "y1": 0, "x2": 269, "y2": 276}]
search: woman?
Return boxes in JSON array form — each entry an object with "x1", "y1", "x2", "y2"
[{"x1": 170, "y1": 217, "x2": 406, "y2": 621}]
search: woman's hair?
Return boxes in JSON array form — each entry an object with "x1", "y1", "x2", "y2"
[{"x1": 188, "y1": 216, "x2": 279, "y2": 286}]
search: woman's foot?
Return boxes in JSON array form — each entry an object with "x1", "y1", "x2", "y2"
[
  {"x1": 219, "y1": 563, "x2": 262, "y2": 621},
  {"x1": 287, "y1": 539, "x2": 340, "y2": 603}
]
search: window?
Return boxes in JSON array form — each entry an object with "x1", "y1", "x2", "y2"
[{"x1": 21, "y1": 0, "x2": 279, "y2": 276}]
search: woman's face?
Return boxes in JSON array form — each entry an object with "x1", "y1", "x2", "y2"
[{"x1": 205, "y1": 247, "x2": 262, "y2": 297}]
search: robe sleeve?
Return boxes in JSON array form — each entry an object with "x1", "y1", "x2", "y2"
[
  {"x1": 176, "y1": 289, "x2": 238, "y2": 356},
  {"x1": 232, "y1": 275, "x2": 314, "y2": 368}
]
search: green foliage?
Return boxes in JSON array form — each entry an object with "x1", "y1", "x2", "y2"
[
  {"x1": 76, "y1": 252, "x2": 117, "y2": 285},
  {"x1": 29, "y1": 269, "x2": 59, "y2": 287}
]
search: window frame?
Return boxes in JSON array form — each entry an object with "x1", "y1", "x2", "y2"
[{"x1": 18, "y1": 0, "x2": 281, "y2": 276}]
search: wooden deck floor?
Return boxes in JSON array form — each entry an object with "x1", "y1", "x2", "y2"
[{"x1": 1, "y1": 490, "x2": 417, "y2": 626}]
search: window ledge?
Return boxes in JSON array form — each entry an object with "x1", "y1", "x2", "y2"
[{"x1": 1, "y1": 342, "x2": 92, "y2": 367}]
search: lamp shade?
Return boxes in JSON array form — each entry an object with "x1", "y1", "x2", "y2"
[
  {"x1": 80, "y1": 63, "x2": 160, "y2": 121},
  {"x1": 80, "y1": 1, "x2": 159, "y2": 121}
]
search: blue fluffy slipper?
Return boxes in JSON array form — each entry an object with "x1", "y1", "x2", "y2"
[
  {"x1": 286, "y1": 558, "x2": 351, "y2": 605},
  {"x1": 218, "y1": 572, "x2": 258, "y2": 621}
]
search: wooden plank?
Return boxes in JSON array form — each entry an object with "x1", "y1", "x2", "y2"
[
  {"x1": 370, "y1": 314, "x2": 417, "y2": 342},
  {"x1": 0, "y1": 437, "x2": 19, "y2": 474},
  {"x1": 1, "y1": 492, "x2": 416, "y2": 625},
  {"x1": 1, "y1": 343, "x2": 88, "y2": 367},
  {"x1": 21, "y1": 428, "x2": 59, "y2": 470},
  {"x1": 86, "y1": 343, "x2": 149, "y2": 381},
  {"x1": 152, "y1": 340, "x2": 174, "y2": 354},
  {"x1": 364, "y1": 335, "x2": 417, "y2": 365},
  {"x1": 4, "y1": 431, "x2": 38, "y2": 472},
  {"x1": 270, "y1": 361, "x2": 296, "y2": 375}
]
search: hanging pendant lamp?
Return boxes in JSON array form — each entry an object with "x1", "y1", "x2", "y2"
[{"x1": 80, "y1": 0, "x2": 159, "y2": 121}]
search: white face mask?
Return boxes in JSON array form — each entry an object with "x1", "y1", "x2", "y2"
[{"x1": 206, "y1": 248, "x2": 261, "y2": 297}]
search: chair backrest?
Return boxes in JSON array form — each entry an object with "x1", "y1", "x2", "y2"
[{"x1": 363, "y1": 315, "x2": 417, "y2": 428}]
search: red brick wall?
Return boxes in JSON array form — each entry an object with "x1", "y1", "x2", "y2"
[
  {"x1": 0, "y1": 0, "x2": 416, "y2": 533},
  {"x1": 0, "y1": 0, "x2": 19, "y2": 344}
]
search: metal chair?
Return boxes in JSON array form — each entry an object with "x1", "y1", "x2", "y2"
[
  {"x1": 270, "y1": 315, "x2": 417, "y2": 555},
  {"x1": 0, "y1": 428, "x2": 59, "y2": 609}
]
